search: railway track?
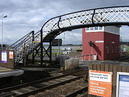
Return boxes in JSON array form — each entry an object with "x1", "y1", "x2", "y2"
[
  {"x1": 30, "y1": 78, "x2": 87, "y2": 97},
  {"x1": 0, "y1": 69, "x2": 88, "y2": 97}
]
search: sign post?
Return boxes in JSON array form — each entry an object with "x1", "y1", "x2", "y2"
[
  {"x1": 116, "y1": 72, "x2": 129, "y2": 97},
  {"x1": 89, "y1": 70, "x2": 112, "y2": 97}
]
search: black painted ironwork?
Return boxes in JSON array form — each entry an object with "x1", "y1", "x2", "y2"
[{"x1": 11, "y1": 6, "x2": 129, "y2": 67}]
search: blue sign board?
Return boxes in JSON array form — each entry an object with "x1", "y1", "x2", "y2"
[{"x1": 116, "y1": 72, "x2": 129, "y2": 97}]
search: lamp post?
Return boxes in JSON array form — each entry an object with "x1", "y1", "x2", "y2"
[{"x1": 1, "y1": 15, "x2": 7, "y2": 51}]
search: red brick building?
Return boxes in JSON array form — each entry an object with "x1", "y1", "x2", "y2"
[{"x1": 82, "y1": 26, "x2": 120, "y2": 60}]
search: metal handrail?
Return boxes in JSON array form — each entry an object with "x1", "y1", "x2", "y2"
[{"x1": 10, "y1": 31, "x2": 33, "y2": 47}]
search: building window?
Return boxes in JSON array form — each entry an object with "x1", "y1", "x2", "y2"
[
  {"x1": 95, "y1": 27, "x2": 98, "y2": 30},
  {"x1": 106, "y1": 46, "x2": 109, "y2": 54},
  {"x1": 90, "y1": 27, "x2": 93, "y2": 30},
  {"x1": 112, "y1": 46, "x2": 114, "y2": 53},
  {"x1": 98, "y1": 26, "x2": 102, "y2": 30},
  {"x1": 86, "y1": 27, "x2": 89, "y2": 31}
]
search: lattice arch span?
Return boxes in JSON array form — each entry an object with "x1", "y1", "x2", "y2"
[{"x1": 41, "y1": 6, "x2": 129, "y2": 41}]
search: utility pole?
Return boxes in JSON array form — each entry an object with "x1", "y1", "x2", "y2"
[{"x1": 1, "y1": 15, "x2": 7, "y2": 51}]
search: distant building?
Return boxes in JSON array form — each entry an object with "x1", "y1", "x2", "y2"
[
  {"x1": 120, "y1": 42, "x2": 129, "y2": 46},
  {"x1": 82, "y1": 26, "x2": 120, "y2": 60},
  {"x1": 52, "y1": 39, "x2": 62, "y2": 46}
]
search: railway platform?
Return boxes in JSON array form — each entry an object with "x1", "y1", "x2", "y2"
[
  {"x1": 0, "y1": 66, "x2": 24, "y2": 88},
  {"x1": 0, "y1": 66, "x2": 24, "y2": 78}
]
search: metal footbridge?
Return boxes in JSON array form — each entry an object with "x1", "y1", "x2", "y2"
[{"x1": 10, "y1": 6, "x2": 129, "y2": 67}]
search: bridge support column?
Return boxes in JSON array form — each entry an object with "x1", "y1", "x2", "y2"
[
  {"x1": 49, "y1": 41, "x2": 52, "y2": 65},
  {"x1": 32, "y1": 31, "x2": 35, "y2": 64},
  {"x1": 40, "y1": 30, "x2": 43, "y2": 66}
]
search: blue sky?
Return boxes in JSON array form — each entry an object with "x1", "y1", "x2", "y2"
[{"x1": 0, "y1": 0, "x2": 129, "y2": 44}]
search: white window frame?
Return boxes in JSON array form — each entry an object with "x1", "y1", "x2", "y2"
[{"x1": 86, "y1": 26, "x2": 104, "y2": 32}]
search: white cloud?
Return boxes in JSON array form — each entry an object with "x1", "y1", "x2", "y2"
[
  {"x1": 120, "y1": 26, "x2": 129, "y2": 42},
  {"x1": 56, "y1": 29, "x2": 82, "y2": 44}
]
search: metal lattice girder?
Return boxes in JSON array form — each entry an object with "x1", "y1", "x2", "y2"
[{"x1": 41, "y1": 6, "x2": 129, "y2": 41}]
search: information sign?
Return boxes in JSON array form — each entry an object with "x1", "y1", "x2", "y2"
[
  {"x1": 1, "y1": 51, "x2": 7, "y2": 63},
  {"x1": 89, "y1": 70, "x2": 112, "y2": 97},
  {"x1": 116, "y1": 72, "x2": 129, "y2": 97},
  {"x1": 9, "y1": 51, "x2": 14, "y2": 59}
]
